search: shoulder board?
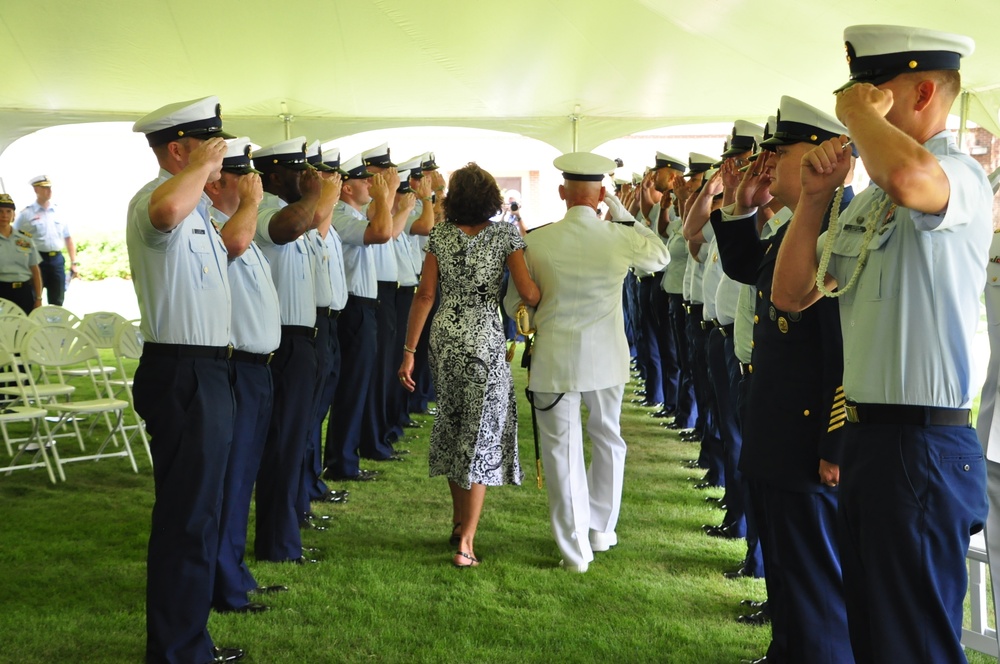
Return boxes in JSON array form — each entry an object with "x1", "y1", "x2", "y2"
[
  {"x1": 611, "y1": 220, "x2": 636, "y2": 227},
  {"x1": 19, "y1": 229, "x2": 32, "y2": 238}
]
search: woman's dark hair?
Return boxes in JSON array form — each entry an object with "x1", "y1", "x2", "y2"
[{"x1": 443, "y1": 162, "x2": 503, "y2": 226}]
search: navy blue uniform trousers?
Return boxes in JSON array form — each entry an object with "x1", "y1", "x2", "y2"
[
  {"x1": 650, "y1": 276, "x2": 679, "y2": 410},
  {"x1": 326, "y1": 296, "x2": 377, "y2": 477},
  {"x1": 637, "y1": 276, "x2": 663, "y2": 404},
  {"x1": 298, "y1": 311, "x2": 340, "y2": 514},
  {"x1": 135, "y1": 353, "x2": 234, "y2": 664},
  {"x1": 361, "y1": 281, "x2": 398, "y2": 457},
  {"x1": 254, "y1": 328, "x2": 316, "y2": 562},
  {"x1": 214, "y1": 360, "x2": 273, "y2": 611},
  {"x1": 667, "y1": 293, "x2": 697, "y2": 428},
  {"x1": 839, "y1": 422, "x2": 986, "y2": 663}
]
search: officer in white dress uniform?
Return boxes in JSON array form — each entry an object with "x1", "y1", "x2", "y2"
[
  {"x1": 128, "y1": 96, "x2": 243, "y2": 664},
  {"x1": 772, "y1": 25, "x2": 991, "y2": 663},
  {"x1": 505, "y1": 152, "x2": 669, "y2": 572}
]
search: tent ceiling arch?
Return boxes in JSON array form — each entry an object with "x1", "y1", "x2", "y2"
[{"x1": 2, "y1": 0, "x2": 999, "y2": 155}]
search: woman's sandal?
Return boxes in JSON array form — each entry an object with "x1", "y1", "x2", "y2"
[
  {"x1": 449, "y1": 522, "x2": 462, "y2": 546},
  {"x1": 453, "y1": 551, "x2": 480, "y2": 568}
]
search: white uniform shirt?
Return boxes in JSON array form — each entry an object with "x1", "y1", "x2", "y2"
[
  {"x1": 308, "y1": 228, "x2": 333, "y2": 308},
  {"x1": 324, "y1": 227, "x2": 349, "y2": 311},
  {"x1": 505, "y1": 206, "x2": 670, "y2": 393},
  {"x1": 977, "y1": 231, "x2": 1000, "y2": 460},
  {"x1": 126, "y1": 168, "x2": 231, "y2": 345}
]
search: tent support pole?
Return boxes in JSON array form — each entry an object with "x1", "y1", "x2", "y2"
[{"x1": 571, "y1": 105, "x2": 581, "y2": 152}]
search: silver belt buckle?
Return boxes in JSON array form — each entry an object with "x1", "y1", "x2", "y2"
[{"x1": 845, "y1": 404, "x2": 859, "y2": 423}]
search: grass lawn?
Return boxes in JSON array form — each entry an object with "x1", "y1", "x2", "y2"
[{"x1": 0, "y1": 348, "x2": 994, "y2": 663}]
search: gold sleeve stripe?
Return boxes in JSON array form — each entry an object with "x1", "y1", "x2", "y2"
[
  {"x1": 829, "y1": 412, "x2": 847, "y2": 425},
  {"x1": 832, "y1": 397, "x2": 846, "y2": 409},
  {"x1": 828, "y1": 421, "x2": 845, "y2": 433}
]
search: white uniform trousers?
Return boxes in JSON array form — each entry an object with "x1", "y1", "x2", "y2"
[{"x1": 534, "y1": 384, "x2": 626, "y2": 567}]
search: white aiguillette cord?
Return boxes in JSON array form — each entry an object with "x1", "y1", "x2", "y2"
[{"x1": 815, "y1": 184, "x2": 894, "y2": 299}]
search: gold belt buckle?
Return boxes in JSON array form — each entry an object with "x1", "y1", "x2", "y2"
[
  {"x1": 226, "y1": 344, "x2": 234, "y2": 359},
  {"x1": 845, "y1": 404, "x2": 859, "y2": 423}
]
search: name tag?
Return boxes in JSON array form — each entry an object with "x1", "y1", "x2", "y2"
[{"x1": 192, "y1": 229, "x2": 206, "y2": 235}]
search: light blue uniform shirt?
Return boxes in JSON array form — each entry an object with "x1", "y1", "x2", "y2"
[
  {"x1": 15, "y1": 201, "x2": 70, "y2": 252},
  {"x1": 308, "y1": 229, "x2": 334, "y2": 308},
  {"x1": 702, "y1": 235, "x2": 723, "y2": 320},
  {"x1": 126, "y1": 168, "x2": 231, "y2": 345},
  {"x1": 332, "y1": 200, "x2": 377, "y2": 299},
  {"x1": 323, "y1": 227, "x2": 349, "y2": 311},
  {"x1": 394, "y1": 208, "x2": 422, "y2": 288},
  {"x1": 408, "y1": 199, "x2": 427, "y2": 271},
  {"x1": 685, "y1": 246, "x2": 707, "y2": 304},
  {"x1": 662, "y1": 211, "x2": 687, "y2": 294},
  {"x1": 823, "y1": 131, "x2": 992, "y2": 408},
  {"x1": 254, "y1": 192, "x2": 316, "y2": 328},
  {"x1": 211, "y1": 208, "x2": 281, "y2": 354},
  {"x1": 0, "y1": 228, "x2": 40, "y2": 281},
  {"x1": 733, "y1": 208, "x2": 792, "y2": 363}
]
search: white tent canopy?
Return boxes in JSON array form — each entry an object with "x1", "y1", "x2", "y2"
[{"x1": 2, "y1": 0, "x2": 1000, "y2": 154}]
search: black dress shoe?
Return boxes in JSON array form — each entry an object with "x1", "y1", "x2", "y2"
[
  {"x1": 706, "y1": 525, "x2": 741, "y2": 539},
  {"x1": 639, "y1": 400, "x2": 663, "y2": 409},
  {"x1": 724, "y1": 565, "x2": 751, "y2": 579},
  {"x1": 249, "y1": 585, "x2": 288, "y2": 595},
  {"x1": 303, "y1": 546, "x2": 321, "y2": 554},
  {"x1": 694, "y1": 482, "x2": 719, "y2": 490},
  {"x1": 288, "y1": 557, "x2": 319, "y2": 565},
  {"x1": 217, "y1": 602, "x2": 269, "y2": 615},
  {"x1": 392, "y1": 449, "x2": 411, "y2": 455},
  {"x1": 737, "y1": 610, "x2": 770, "y2": 626},
  {"x1": 666, "y1": 420, "x2": 686, "y2": 430},
  {"x1": 374, "y1": 454, "x2": 406, "y2": 462},
  {"x1": 739, "y1": 657, "x2": 768, "y2": 664},
  {"x1": 300, "y1": 519, "x2": 327, "y2": 531},
  {"x1": 680, "y1": 433, "x2": 701, "y2": 442},
  {"x1": 633, "y1": 389, "x2": 647, "y2": 397},
  {"x1": 705, "y1": 496, "x2": 724, "y2": 504},
  {"x1": 304, "y1": 511, "x2": 332, "y2": 522},
  {"x1": 327, "y1": 469, "x2": 379, "y2": 481},
  {"x1": 740, "y1": 599, "x2": 767, "y2": 611},
  {"x1": 213, "y1": 646, "x2": 246, "y2": 662},
  {"x1": 313, "y1": 490, "x2": 349, "y2": 504},
  {"x1": 650, "y1": 408, "x2": 675, "y2": 418},
  {"x1": 678, "y1": 428, "x2": 697, "y2": 436}
]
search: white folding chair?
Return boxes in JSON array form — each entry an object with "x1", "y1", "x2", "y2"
[
  {"x1": 0, "y1": 315, "x2": 75, "y2": 409},
  {"x1": 68, "y1": 312, "x2": 126, "y2": 380},
  {"x1": 22, "y1": 324, "x2": 136, "y2": 475},
  {"x1": 111, "y1": 320, "x2": 151, "y2": 465},
  {"x1": 0, "y1": 297, "x2": 28, "y2": 319},
  {"x1": 28, "y1": 305, "x2": 81, "y2": 328},
  {"x1": 0, "y1": 345, "x2": 60, "y2": 483}
]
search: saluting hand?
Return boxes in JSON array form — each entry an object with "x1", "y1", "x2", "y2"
[
  {"x1": 298, "y1": 167, "x2": 322, "y2": 199},
  {"x1": 383, "y1": 167, "x2": 401, "y2": 193},
  {"x1": 369, "y1": 173, "x2": 390, "y2": 202},
  {"x1": 237, "y1": 172, "x2": 264, "y2": 207},
  {"x1": 801, "y1": 135, "x2": 852, "y2": 198},
  {"x1": 399, "y1": 192, "x2": 417, "y2": 213},
  {"x1": 702, "y1": 169, "x2": 724, "y2": 198},
  {"x1": 414, "y1": 175, "x2": 433, "y2": 199},
  {"x1": 188, "y1": 137, "x2": 228, "y2": 177},
  {"x1": 835, "y1": 82, "x2": 894, "y2": 124},
  {"x1": 721, "y1": 157, "x2": 743, "y2": 192},
  {"x1": 736, "y1": 152, "x2": 773, "y2": 211},
  {"x1": 320, "y1": 171, "x2": 343, "y2": 204}
]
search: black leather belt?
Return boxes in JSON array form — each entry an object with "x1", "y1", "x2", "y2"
[
  {"x1": 639, "y1": 275, "x2": 656, "y2": 283},
  {"x1": 0, "y1": 281, "x2": 25, "y2": 288},
  {"x1": 845, "y1": 402, "x2": 972, "y2": 427},
  {"x1": 331, "y1": 309, "x2": 342, "y2": 319},
  {"x1": 231, "y1": 350, "x2": 274, "y2": 365},
  {"x1": 739, "y1": 362, "x2": 753, "y2": 376},
  {"x1": 699, "y1": 320, "x2": 712, "y2": 330},
  {"x1": 282, "y1": 325, "x2": 317, "y2": 339},
  {"x1": 41, "y1": 251, "x2": 59, "y2": 257},
  {"x1": 317, "y1": 306, "x2": 333, "y2": 318},
  {"x1": 349, "y1": 295, "x2": 378, "y2": 309},
  {"x1": 144, "y1": 342, "x2": 231, "y2": 360},
  {"x1": 686, "y1": 302, "x2": 704, "y2": 315}
]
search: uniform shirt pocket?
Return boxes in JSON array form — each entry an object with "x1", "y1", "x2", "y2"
[{"x1": 189, "y1": 234, "x2": 221, "y2": 290}]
